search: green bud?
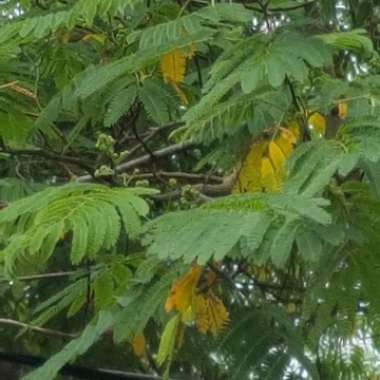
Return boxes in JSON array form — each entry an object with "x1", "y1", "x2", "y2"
[
  {"x1": 168, "y1": 178, "x2": 177, "y2": 188},
  {"x1": 94, "y1": 165, "x2": 115, "y2": 177},
  {"x1": 95, "y1": 133, "x2": 115, "y2": 155},
  {"x1": 119, "y1": 150, "x2": 129, "y2": 160}
]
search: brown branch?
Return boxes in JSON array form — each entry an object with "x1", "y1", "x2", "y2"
[
  {"x1": 2, "y1": 148, "x2": 94, "y2": 175},
  {"x1": 194, "y1": 177, "x2": 236, "y2": 196},
  {"x1": 77, "y1": 141, "x2": 196, "y2": 182},
  {"x1": 129, "y1": 171, "x2": 224, "y2": 183},
  {"x1": 151, "y1": 190, "x2": 213, "y2": 202},
  {"x1": 268, "y1": 0, "x2": 315, "y2": 12},
  {"x1": 0, "y1": 318, "x2": 78, "y2": 339},
  {"x1": 0, "y1": 81, "x2": 19, "y2": 90},
  {"x1": 131, "y1": 124, "x2": 156, "y2": 160},
  {"x1": 0, "y1": 351, "x2": 162, "y2": 380},
  {"x1": 117, "y1": 141, "x2": 195, "y2": 172},
  {"x1": 246, "y1": 0, "x2": 315, "y2": 13},
  {"x1": 150, "y1": 171, "x2": 237, "y2": 201},
  {"x1": 0, "y1": 271, "x2": 77, "y2": 284}
]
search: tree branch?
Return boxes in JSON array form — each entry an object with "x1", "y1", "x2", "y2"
[
  {"x1": 0, "y1": 351, "x2": 161, "y2": 380},
  {"x1": 0, "y1": 318, "x2": 78, "y2": 339},
  {"x1": 268, "y1": 0, "x2": 315, "y2": 12},
  {"x1": 77, "y1": 142, "x2": 196, "y2": 182},
  {"x1": 246, "y1": 0, "x2": 315, "y2": 13},
  {"x1": 2, "y1": 148, "x2": 94, "y2": 175},
  {"x1": 129, "y1": 171, "x2": 224, "y2": 183},
  {"x1": 0, "y1": 271, "x2": 77, "y2": 284},
  {"x1": 150, "y1": 171, "x2": 237, "y2": 201}
]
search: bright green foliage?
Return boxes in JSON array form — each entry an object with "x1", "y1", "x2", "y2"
[
  {"x1": 139, "y1": 77, "x2": 175, "y2": 125},
  {"x1": 104, "y1": 85, "x2": 137, "y2": 128},
  {"x1": 0, "y1": 184, "x2": 155, "y2": 274},
  {"x1": 0, "y1": 0, "x2": 141, "y2": 46},
  {"x1": 144, "y1": 192, "x2": 332, "y2": 265}
]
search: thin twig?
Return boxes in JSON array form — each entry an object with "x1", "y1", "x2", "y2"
[
  {"x1": 132, "y1": 124, "x2": 156, "y2": 161},
  {"x1": 259, "y1": 0, "x2": 272, "y2": 32},
  {"x1": 0, "y1": 318, "x2": 78, "y2": 339},
  {"x1": 177, "y1": 0, "x2": 192, "y2": 17},
  {"x1": 117, "y1": 121, "x2": 184, "y2": 152},
  {"x1": 0, "y1": 81, "x2": 19, "y2": 90},
  {"x1": 0, "y1": 271, "x2": 77, "y2": 284},
  {"x1": 0, "y1": 351, "x2": 162, "y2": 380},
  {"x1": 124, "y1": 121, "x2": 184, "y2": 156},
  {"x1": 286, "y1": 76, "x2": 310, "y2": 141},
  {"x1": 245, "y1": 0, "x2": 315, "y2": 13},
  {"x1": 267, "y1": 0, "x2": 315, "y2": 12}
]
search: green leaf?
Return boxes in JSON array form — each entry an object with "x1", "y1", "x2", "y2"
[
  {"x1": 156, "y1": 314, "x2": 180, "y2": 366},
  {"x1": 139, "y1": 77, "x2": 172, "y2": 125},
  {"x1": 94, "y1": 270, "x2": 114, "y2": 309},
  {"x1": 0, "y1": 184, "x2": 151, "y2": 271},
  {"x1": 104, "y1": 85, "x2": 137, "y2": 127},
  {"x1": 269, "y1": 218, "x2": 298, "y2": 267},
  {"x1": 296, "y1": 229, "x2": 323, "y2": 262}
]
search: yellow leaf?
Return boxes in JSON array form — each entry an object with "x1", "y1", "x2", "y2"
[
  {"x1": 308, "y1": 112, "x2": 326, "y2": 136},
  {"x1": 193, "y1": 292, "x2": 229, "y2": 336},
  {"x1": 261, "y1": 157, "x2": 279, "y2": 191},
  {"x1": 268, "y1": 140, "x2": 285, "y2": 171},
  {"x1": 183, "y1": 44, "x2": 196, "y2": 59},
  {"x1": 287, "y1": 120, "x2": 301, "y2": 141},
  {"x1": 160, "y1": 49, "x2": 187, "y2": 84},
  {"x1": 275, "y1": 131, "x2": 295, "y2": 156},
  {"x1": 233, "y1": 128, "x2": 297, "y2": 194},
  {"x1": 131, "y1": 333, "x2": 146, "y2": 358},
  {"x1": 181, "y1": 305, "x2": 194, "y2": 324},
  {"x1": 165, "y1": 264, "x2": 202, "y2": 314},
  {"x1": 233, "y1": 140, "x2": 267, "y2": 193},
  {"x1": 338, "y1": 101, "x2": 348, "y2": 119},
  {"x1": 82, "y1": 33, "x2": 106, "y2": 44},
  {"x1": 171, "y1": 82, "x2": 189, "y2": 105}
]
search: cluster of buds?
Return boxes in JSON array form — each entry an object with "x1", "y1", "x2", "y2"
[
  {"x1": 180, "y1": 184, "x2": 200, "y2": 205},
  {"x1": 94, "y1": 165, "x2": 115, "y2": 178},
  {"x1": 95, "y1": 133, "x2": 129, "y2": 162},
  {"x1": 95, "y1": 133, "x2": 115, "y2": 155}
]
